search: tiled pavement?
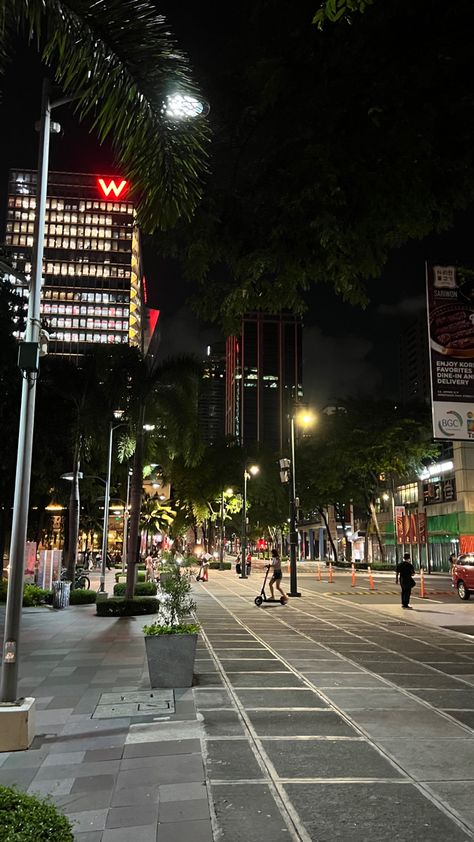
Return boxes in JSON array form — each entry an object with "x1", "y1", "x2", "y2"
[{"x1": 2, "y1": 569, "x2": 474, "y2": 840}]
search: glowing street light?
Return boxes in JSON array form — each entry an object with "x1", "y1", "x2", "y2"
[
  {"x1": 288, "y1": 409, "x2": 317, "y2": 597},
  {"x1": 164, "y1": 93, "x2": 209, "y2": 119}
]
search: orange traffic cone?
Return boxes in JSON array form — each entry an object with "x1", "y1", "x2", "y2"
[
  {"x1": 328, "y1": 562, "x2": 333, "y2": 583},
  {"x1": 317, "y1": 562, "x2": 322, "y2": 581},
  {"x1": 351, "y1": 563, "x2": 356, "y2": 587},
  {"x1": 420, "y1": 567, "x2": 425, "y2": 598},
  {"x1": 368, "y1": 565, "x2": 375, "y2": 591}
]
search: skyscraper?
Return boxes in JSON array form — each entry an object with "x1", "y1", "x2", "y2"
[
  {"x1": 399, "y1": 314, "x2": 430, "y2": 404},
  {"x1": 3, "y1": 169, "x2": 148, "y2": 357},
  {"x1": 198, "y1": 342, "x2": 226, "y2": 444},
  {"x1": 225, "y1": 312, "x2": 303, "y2": 451}
]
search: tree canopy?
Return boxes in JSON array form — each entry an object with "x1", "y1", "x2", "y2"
[
  {"x1": 156, "y1": 0, "x2": 474, "y2": 328},
  {"x1": 1, "y1": 0, "x2": 210, "y2": 230}
]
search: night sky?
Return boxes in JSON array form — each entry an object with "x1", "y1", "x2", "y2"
[{"x1": 1, "y1": 8, "x2": 473, "y2": 409}]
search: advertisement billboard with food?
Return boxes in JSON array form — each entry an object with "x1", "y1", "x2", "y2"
[{"x1": 426, "y1": 263, "x2": 474, "y2": 440}]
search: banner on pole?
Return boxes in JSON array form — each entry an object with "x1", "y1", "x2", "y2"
[{"x1": 426, "y1": 263, "x2": 474, "y2": 441}]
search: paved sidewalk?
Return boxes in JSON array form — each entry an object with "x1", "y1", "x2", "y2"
[{"x1": 2, "y1": 570, "x2": 474, "y2": 841}]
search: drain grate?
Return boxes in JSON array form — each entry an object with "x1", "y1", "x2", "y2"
[{"x1": 92, "y1": 689, "x2": 175, "y2": 719}]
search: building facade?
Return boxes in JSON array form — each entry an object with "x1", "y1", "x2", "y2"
[
  {"x1": 225, "y1": 312, "x2": 303, "y2": 451},
  {"x1": 3, "y1": 169, "x2": 146, "y2": 357},
  {"x1": 399, "y1": 314, "x2": 431, "y2": 404},
  {"x1": 198, "y1": 342, "x2": 226, "y2": 444}
]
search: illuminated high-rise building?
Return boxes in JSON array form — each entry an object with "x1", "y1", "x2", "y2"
[
  {"x1": 3, "y1": 169, "x2": 149, "y2": 357},
  {"x1": 225, "y1": 312, "x2": 303, "y2": 451}
]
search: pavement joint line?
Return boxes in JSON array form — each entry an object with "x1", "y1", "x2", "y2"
[
  {"x1": 201, "y1": 579, "x2": 474, "y2": 840},
  {"x1": 199, "y1": 626, "x2": 313, "y2": 842},
  {"x1": 209, "y1": 777, "x2": 412, "y2": 785}
]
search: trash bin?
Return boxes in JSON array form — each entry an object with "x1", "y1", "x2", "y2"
[{"x1": 52, "y1": 580, "x2": 71, "y2": 609}]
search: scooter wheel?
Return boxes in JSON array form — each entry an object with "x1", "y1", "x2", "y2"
[
  {"x1": 254, "y1": 596, "x2": 263, "y2": 606},
  {"x1": 280, "y1": 597, "x2": 288, "y2": 605}
]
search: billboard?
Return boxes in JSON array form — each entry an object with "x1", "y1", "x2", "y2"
[{"x1": 426, "y1": 263, "x2": 474, "y2": 440}]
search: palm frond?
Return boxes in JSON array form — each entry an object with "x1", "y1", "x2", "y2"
[{"x1": 3, "y1": 0, "x2": 210, "y2": 231}]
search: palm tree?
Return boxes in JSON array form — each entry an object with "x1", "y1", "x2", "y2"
[
  {"x1": 117, "y1": 354, "x2": 203, "y2": 597},
  {"x1": 140, "y1": 494, "x2": 176, "y2": 553},
  {"x1": 2, "y1": 0, "x2": 209, "y2": 232}
]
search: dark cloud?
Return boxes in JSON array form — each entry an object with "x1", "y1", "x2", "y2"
[{"x1": 303, "y1": 326, "x2": 383, "y2": 407}]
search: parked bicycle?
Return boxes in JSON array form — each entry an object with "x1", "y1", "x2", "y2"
[{"x1": 60, "y1": 567, "x2": 91, "y2": 590}]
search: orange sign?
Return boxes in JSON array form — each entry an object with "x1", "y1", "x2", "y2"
[{"x1": 97, "y1": 178, "x2": 128, "y2": 199}]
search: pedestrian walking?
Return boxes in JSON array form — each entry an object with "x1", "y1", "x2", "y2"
[
  {"x1": 235, "y1": 553, "x2": 242, "y2": 575},
  {"x1": 246, "y1": 551, "x2": 252, "y2": 576},
  {"x1": 197, "y1": 551, "x2": 211, "y2": 582},
  {"x1": 269, "y1": 548, "x2": 288, "y2": 603},
  {"x1": 396, "y1": 552, "x2": 416, "y2": 608},
  {"x1": 449, "y1": 552, "x2": 457, "y2": 571},
  {"x1": 145, "y1": 553, "x2": 155, "y2": 583}
]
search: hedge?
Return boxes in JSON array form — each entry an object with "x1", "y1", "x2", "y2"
[
  {"x1": 69, "y1": 588, "x2": 97, "y2": 605},
  {"x1": 0, "y1": 581, "x2": 51, "y2": 607},
  {"x1": 96, "y1": 596, "x2": 159, "y2": 617},
  {"x1": 208, "y1": 561, "x2": 231, "y2": 570},
  {"x1": 113, "y1": 582, "x2": 157, "y2": 597},
  {"x1": 0, "y1": 785, "x2": 74, "y2": 841},
  {"x1": 114, "y1": 571, "x2": 146, "y2": 583}
]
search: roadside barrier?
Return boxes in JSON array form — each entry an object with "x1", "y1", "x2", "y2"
[
  {"x1": 368, "y1": 566, "x2": 375, "y2": 590},
  {"x1": 351, "y1": 563, "x2": 356, "y2": 587},
  {"x1": 317, "y1": 562, "x2": 322, "y2": 581},
  {"x1": 328, "y1": 562, "x2": 333, "y2": 583},
  {"x1": 420, "y1": 567, "x2": 425, "y2": 598}
]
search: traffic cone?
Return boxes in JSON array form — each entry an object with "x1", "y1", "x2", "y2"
[
  {"x1": 328, "y1": 562, "x2": 333, "y2": 583},
  {"x1": 420, "y1": 567, "x2": 425, "y2": 598},
  {"x1": 317, "y1": 562, "x2": 322, "y2": 582},
  {"x1": 351, "y1": 563, "x2": 356, "y2": 587},
  {"x1": 368, "y1": 566, "x2": 375, "y2": 591}
]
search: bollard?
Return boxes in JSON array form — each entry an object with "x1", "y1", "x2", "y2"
[
  {"x1": 317, "y1": 562, "x2": 322, "y2": 582},
  {"x1": 420, "y1": 567, "x2": 425, "y2": 598},
  {"x1": 368, "y1": 565, "x2": 375, "y2": 591},
  {"x1": 287, "y1": 559, "x2": 291, "y2": 574},
  {"x1": 351, "y1": 563, "x2": 356, "y2": 587},
  {"x1": 328, "y1": 562, "x2": 333, "y2": 584}
]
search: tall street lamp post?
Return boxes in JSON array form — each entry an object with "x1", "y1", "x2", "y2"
[
  {"x1": 219, "y1": 487, "x2": 233, "y2": 569},
  {"x1": 0, "y1": 79, "x2": 69, "y2": 704},
  {"x1": 100, "y1": 411, "x2": 125, "y2": 593},
  {"x1": 122, "y1": 466, "x2": 133, "y2": 574},
  {"x1": 287, "y1": 410, "x2": 316, "y2": 598},
  {"x1": 240, "y1": 465, "x2": 259, "y2": 580}
]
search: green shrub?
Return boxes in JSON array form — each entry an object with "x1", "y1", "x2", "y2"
[
  {"x1": 114, "y1": 570, "x2": 146, "y2": 583},
  {"x1": 22, "y1": 584, "x2": 51, "y2": 607},
  {"x1": 69, "y1": 588, "x2": 97, "y2": 605},
  {"x1": 0, "y1": 785, "x2": 74, "y2": 841},
  {"x1": 96, "y1": 596, "x2": 159, "y2": 617},
  {"x1": 143, "y1": 622, "x2": 199, "y2": 636},
  {"x1": 181, "y1": 555, "x2": 199, "y2": 567},
  {"x1": 113, "y1": 582, "x2": 157, "y2": 596},
  {"x1": 208, "y1": 561, "x2": 231, "y2": 570}
]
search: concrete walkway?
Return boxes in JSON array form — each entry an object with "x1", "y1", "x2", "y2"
[{"x1": 2, "y1": 568, "x2": 474, "y2": 840}]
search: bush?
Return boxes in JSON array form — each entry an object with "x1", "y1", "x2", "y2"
[
  {"x1": 143, "y1": 622, "x2": 199, "y2": 636},
  {"x1": 96, "y1": 596, "x2": 159, "y2": 617},
  {"x1": 22, "y1": 584, "x2": 51, "y2": 607},
  {"x1": 114, "y1": 570, "x2": 146, "y2": 583},
  {"x1": 113, "y1": 582, "x2": 157, "y2": 596},
  {"x1": 208, "y1": 561, "x2": 231, "y2": 570},
  {"x1": 69, "y1": 588, "x2": 97, "y2": 605},
  {"x1": 0, "y1": 785, "x2": 74, "y2": 841}
]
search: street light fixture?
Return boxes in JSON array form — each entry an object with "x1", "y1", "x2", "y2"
[
  {"x1": 287, "y1": 409, "x2": 317, "y2": 598},
  {"x1": 240, "y1": 465, "x2": 259, "y2": 580},
  {"x1": 100, "y1": 410, "x2": 126, "y2": 593}
]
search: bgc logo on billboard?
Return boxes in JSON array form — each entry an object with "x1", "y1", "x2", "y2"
[{"x1": 437, "y1": 409, "x2": 463, "y2": 438}]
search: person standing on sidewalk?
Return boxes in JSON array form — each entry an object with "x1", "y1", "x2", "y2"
[
  {"x1": 269, "y1": 549, "x2": 288, "y2": 603},
  {"x1": 396, "y1": 552, "x2": 415, "y2": 609}
]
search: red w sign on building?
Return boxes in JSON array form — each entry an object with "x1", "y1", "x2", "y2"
[{"x1": 97, "y1": 178, "x2": 128, "y2": 199}]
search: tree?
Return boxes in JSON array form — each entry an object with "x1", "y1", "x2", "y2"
[
  {"x1": 140, "y1": 494, "x2": 176, "y2": 552},
  {"x1": 1, "y1": 0, "x2": 209, "y2": 231},
  {"x1": 155, "y1": 0, "x2": 474, "y2": 328},
  {"x1": 313, "y1": 0, "x2": 375, "y2": 27},
  {"x1": 297, "y1": 402, "x2": 437, "y2": 561}
]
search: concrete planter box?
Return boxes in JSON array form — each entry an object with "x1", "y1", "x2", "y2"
[{"x1": 145, "y1": 632, "x2": 198, "y2": 688}]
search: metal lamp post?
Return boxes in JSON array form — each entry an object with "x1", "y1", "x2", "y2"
[
  {"x1": 240, "y1": 466, "x2": 259, "y2": 580},
  {"x1": 287, "y1": 410, "x2": 316, "y2": 599},
  {"x1": 219, "y1": 487, "x2": 233, "y2": 569},
  {"x1": 100, "y1": 411, "x2": 125, "y2": 593},
  {"x1": 0, "y1": 79, "x2": 67, "y2": 703},
  {"x1": 122, "y1": 467, "x2": 133, "y2": 574}
]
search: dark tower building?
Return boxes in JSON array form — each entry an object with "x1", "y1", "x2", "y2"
[
  {"x1": 198, "y1": 342, "x2": 226, "y2": 444},
  {"x1": 225, "y1": 313, "x2": 303, "y2": 451},
  {"x1": 399, "y1": 314, "x2": 430, "y2": 404}
]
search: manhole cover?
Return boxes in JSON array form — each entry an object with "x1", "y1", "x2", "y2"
[{"x1": 92, "y1": 690, "x2": 175, "y2": 719}]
